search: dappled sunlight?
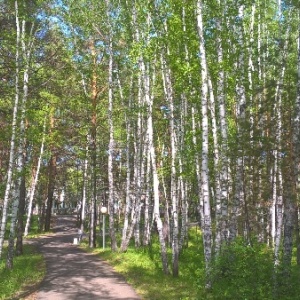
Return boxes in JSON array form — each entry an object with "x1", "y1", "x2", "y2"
[{"x1": 35, "y1": 215, "x2": 140, "y2": 300}]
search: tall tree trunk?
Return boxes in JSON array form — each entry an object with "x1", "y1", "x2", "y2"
[
  {"x1": 161, "y1": 47, "x2": 179, "y2": 276},
  {"x1": 44, "y1": 154, "x2": 56, "y2": 232},
  {"x1": 207, "y1": 76, "x2": 222, "y2": 254},
  {"x1": 80, "y1": 141, "x2": 89, "y2": 234},
  {"x1": 0, "y1": 0, "x2": 21, "y2": 259},
  {"x1": 88, "y1": 39, "x2": 97, "y2": 248},
  {"x1": 216, "y1": 0, "x2": 229, "y2": 250},
  {"x1": 273, "y1": 28, "x2": 289, "y2": 266},
  {"x1": 192, "y1": 107, "x2": 204, "y2": 229},
  {"x1": 145, "y1": 54, "x2": 169, "y2": 274},
  {"x1": 106, "y1": 9, "x2": 117, "y2": 250},
  {"x1": 7, "y1": 2, "x2": 33, "y2": 267},
  {"x1": 196, "y1": 0, "x2": 213, "y2": 287},
  {"x1": 16, "y1": 175, "x2": 26, "y2": 256},
  {"x1": 295, "y1": 19, "x2": 300, "y2": 266},
  {"x1": 24, "y1": 119, "x2": 46, "y2": 237}
]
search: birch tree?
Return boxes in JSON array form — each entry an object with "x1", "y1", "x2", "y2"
[
  {"x1": 196, "y1": 0, "x2": 213, "y2": 286},
  {"x1": 0, "y1": 0, "x2": 20, "y2": 259}
]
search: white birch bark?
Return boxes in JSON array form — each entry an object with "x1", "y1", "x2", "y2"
[
  {"x1": 0, "y1": 0, "x2": 20, "y2": 259},
  {"x1": 143, "y1": 149, "x2": 151, "y2": 246},
  {"x1": 160, "y1": 45, "x2": 179, "y2": 276},
  {"x1": 24, "y1": 119, "x2": 46, "y2": 237},
  {"x1": 229, "y1": 5, "x2": 247, "y2": 242},
  {"x1": 196, "y1": 0, "x2": 212, "y2": 285},
  {"x1": 80, "y1": 140, "x2": 89, "y2": 234},
  {"x1": 178, "y1": 95, "x2": 188, "y2": 251},
  {"x1": 281, "y1": 17, "x2": 294, "y2": 269},
  {"x1": 147, "y1": 88, "x2": 169, "y2": 274},
  {"x1": 7, "y1": 2, "x2": 33, "y2": 267},
  {"x1": 191, "y1": 107, "x2": 204, "y2": 229},
  {"x1": 294, "y1": 20, "x2": 300, "y2": 266},
  {"x1": 216, "y1": 0, "x2": 229, "y2": 250},
  {"x1": 131, "y1": 10, "x2": 169, "y2": 270},
  {"x1": 119, "y1": 74, "x2": 133, "y2": 249},
  {"x1": 106, "y1": 0, "x2": 117, "y2": 251},
  {"x1": 121, "y1": 0, "x2": 145, "y2": 250},
  {"x1": 273, "y1": 30, "x2": 288, "y2": 266},
  {"x1": 207, "y1": 76, "x2": 222, "y2": 253},
  {"x1": 177, "y1": 5, "x2": 191, "y2": 251}
]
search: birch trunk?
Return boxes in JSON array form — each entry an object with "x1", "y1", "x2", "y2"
[
  {"x1": 179, "y1": 95, "x2": 188, "y2": 251},
  {"x1": 119, "y1": 74, "x2": 133, "y2": 249},
  {"x1": 148, "y1": 108, "x2": 169, "y2": 274},
  {"x1": 196, "y1": 0, "x2": 213, "y2": 286},
  {"x1": 207, "y1": 76, "x2": 222, "y2": 253},
  {"x1": 24, "y1": 119, "x2": 46, "y2": 237},
  {"x1": 16, "y1": 176, "x2": 26, "y2": 256},
  {"x1": 145, "y1": 56, "x2": 169, "y2": 274},
  {"x1": 143, "y1": 149, "x2": 151, "y2": 246},
  {"x1": 192, "y1": 107, "x2": 204, "y2": 229},
  {"x1": 88, "y1": 39, "x2": 98, "y2": 248},
  {"x1": 281, "y1": 13, "x2": 296, "y2": 271},
  {"x1": 216, "y1": 0, "x2": 229, "y2": 250},
  {"x1": 229, "y1": 5, "x2": 247, "y2": 242},
  {"x1": 7, "y1": 1, "x2": 31, "y2": 267},
  {"x1": 80, "y1": 141, "x2": 89, "y2": 234},
  {"x1": 273, "y1": 30, "x2": 288, "y2": 266},
  {"x1": 160, "y1": 47, "x2": 179, "y2": 276},
  {"x1": 107, "y1": 20, "x2": 117, "y2": 251},
  {"x1": 44, "y1": 106, "x2": 57, "y2": 232},
  {"x1": 295, "y1": 19, "x2": 300, "y2": 266},
  {"x1": 120, "y1": 108, "x2": 132, "y2": 250},
  {"x1": 0, "y1": 0, "x2": 20, "y2": 259},
  {"x1": 44, "y1": 154, "x2": 56, "y2": 232}
]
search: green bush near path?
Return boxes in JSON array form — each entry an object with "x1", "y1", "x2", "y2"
[{"x1": 0, "y1": 244, "x2": 45, "y2": 300}]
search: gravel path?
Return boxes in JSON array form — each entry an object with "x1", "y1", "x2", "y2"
[{"x1": 28, "y1": 215, "x2": 141, "y2": 300}]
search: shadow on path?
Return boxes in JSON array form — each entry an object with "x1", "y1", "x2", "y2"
[{"x1": 30, "y1": 215, "x2": 141, "y2": 300}]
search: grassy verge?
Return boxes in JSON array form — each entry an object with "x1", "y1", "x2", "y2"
[
  {"x1": 0, "y1": 215, "x2": 45, "y2": 300},
  {"x1": 83, "y1": 227, "x2": 206, "y2": 300},
  {"x1": 0, "y1": 244, "x2": 45, "y2": 300},
  {"x1": 82, "y1": 227, "x2": 300, "y2": 300}
]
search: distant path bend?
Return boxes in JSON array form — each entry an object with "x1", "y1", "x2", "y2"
[{"x1": 33, "y1": 215, "x2": 141, "y2": 300}]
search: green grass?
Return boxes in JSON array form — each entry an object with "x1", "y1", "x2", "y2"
[
  {"x1": 82, "y1": 228, "x2": 300, "y2": 300},
  {"x1": 0, "y1": 215, "x2": 45, "y2": 300},
  {"x1": 82, "y1": 227, "x2": 207, "y2": 300},
  {"x1": 0, "y1": 244, "x2": 45, "y2": 300}
]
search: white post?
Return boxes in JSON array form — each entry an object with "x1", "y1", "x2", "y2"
[
  {"x1": 101, "y1": 206, "x2": 107, "y2": 249},
  {"x1": 103, "y1": 214, "x2": 105, "y2": 249}
]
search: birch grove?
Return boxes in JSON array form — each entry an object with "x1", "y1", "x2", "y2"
[{"x1": 1, "y1": 0, "x2": 300, "y2": 293}]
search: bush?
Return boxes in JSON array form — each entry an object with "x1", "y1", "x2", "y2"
[{"x1": 210, "y1": 239, "x2": 273, "y2": 299}]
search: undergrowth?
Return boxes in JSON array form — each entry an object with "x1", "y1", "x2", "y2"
[{"x1": 83, "y1": 227, "x2": 300, "y2": 300}]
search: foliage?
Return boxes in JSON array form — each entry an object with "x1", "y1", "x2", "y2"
[
  {"x1": 4, "y1": 215, "x2": 41, "y2": 240},
  {"x1": 209, "y1": 238, "x2": 274, "y2": 299},
  {"x1": 0, "y1": 244, "x2": 45, "y2": 300},
  {"x1": 209, "y1": 238, "x2": 300, "y2": 300}
]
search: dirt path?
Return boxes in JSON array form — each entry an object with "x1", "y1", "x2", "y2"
[{"x1": 28, "y1": 215, "x2": 141, "y2": 300}]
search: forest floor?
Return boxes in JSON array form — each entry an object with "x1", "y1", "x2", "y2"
[{"x1": 19, "y1": 215, "x2": 141, "y2": 300}]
